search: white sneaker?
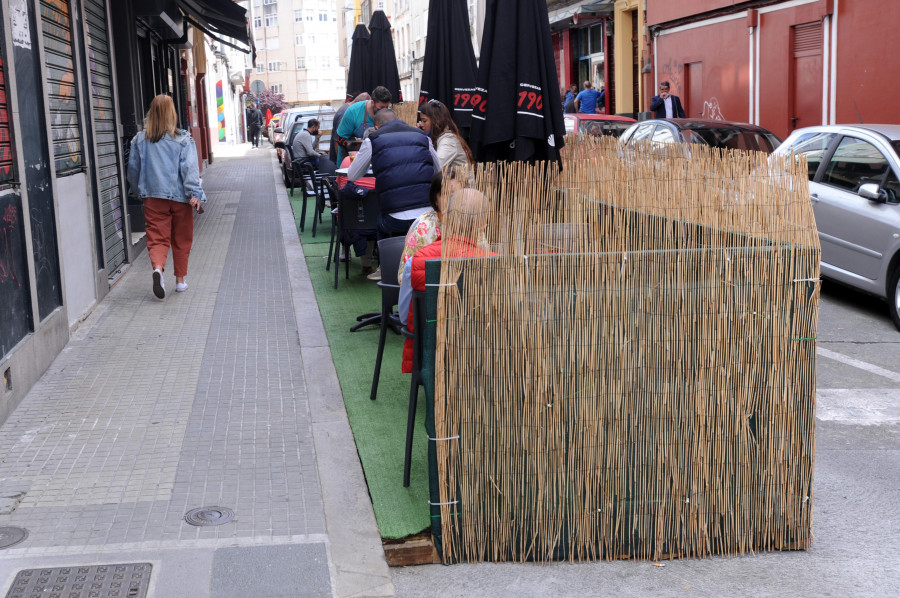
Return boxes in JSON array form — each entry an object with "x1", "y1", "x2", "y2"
[
  {"x1": 152, "y1": 269, "x2": 166, "y2": 299},
  {"x1": 366, "y1": 267, "x2": 382, "y2": 281},
  {"x1": 176, "y1": 282, "x2": 188, "y2": 292}
]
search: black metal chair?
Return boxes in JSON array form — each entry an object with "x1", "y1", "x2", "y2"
[
  {"x1": 322, "y1": 176, "x2": 340, "y2": 272},
  {"x1": 402, "y1": 289, "x2": 427, "y2": 487},
  {"x1": 332, "y1": 183, "x2": 379, "y2": 290},
  {"x1": 369, "y1": 236, "x2": 407, "y2": 400}
]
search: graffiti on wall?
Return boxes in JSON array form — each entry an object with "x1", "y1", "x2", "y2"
[
  {"x1": 216, "y1": 81, "x2": 225, "y2": 141},
  {"x1": 0, "y1": 57, "x2": 15, "y2": 182},
  {"x1": 658, "y1": 60, "x2": 683, "y2": 96},
  {"x1": 702, "y1": 97, "x2": 725, "y2": 121},
  {"x1": 41, "y1": 0, "x2": 82, "y2": 173},
  {"x1": 0, "y1": 204, "x2": 21, "y2": 285}
]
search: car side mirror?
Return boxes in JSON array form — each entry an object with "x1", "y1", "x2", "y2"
[
  {"x1": 274, "y1": 127, "x2": 283, "y2": 134},
  {"x1": 273, "y1": 141, "x2": 286, "y2": 150},
  {"x1": 858, "y1": 183, "x2": 887, "y2": 203}
]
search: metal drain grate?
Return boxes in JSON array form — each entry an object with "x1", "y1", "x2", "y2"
[
  {"x1": 184, "y1": 506, "x2": 235, "y2": 526},
  {"x1": 0, "y1": 527, "x2": 27, "y2": 550},
  {"x1": 6, "y1": 563, "x2": 151, "y2": 598}
]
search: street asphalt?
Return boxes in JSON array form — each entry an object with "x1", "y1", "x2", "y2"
[{"x1": 0, "y1": 142, "x2": 896, "y2": 598}]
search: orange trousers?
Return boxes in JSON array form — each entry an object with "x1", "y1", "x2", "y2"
[{"x1": 144, "y1": 197, "x2": 194, "y2": 277}]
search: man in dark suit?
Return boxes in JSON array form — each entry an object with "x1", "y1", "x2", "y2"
[{"x1": 650, "y1": 81, "x2": 686, "y2": 119}]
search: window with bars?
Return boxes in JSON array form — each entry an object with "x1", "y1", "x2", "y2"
[
  {"x1": 253, "y1": 15, "x2": 262, "y2": 28},
  {"x1": 271, "y1": 83, "x2": 283, "y2": 93},
  {"x1": 256, "y1": 63, "x2": 265, "y2": 73},
  {"x1": 265, "y1": 14, "x2": 277, "y2": 26},
  {"x1": 267, "y1": 61, "x2": 281, "y2": 71},
  {"x1": 319, "y1": 12, "x2": 327, "y2": 21},
  {"x1": 297, "y1": 56, "x2": 305, "y2": 69}
]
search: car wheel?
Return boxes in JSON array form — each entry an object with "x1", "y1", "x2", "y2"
[{"x1": 889, "y1": 266, "x2": 900, "y2": 331}]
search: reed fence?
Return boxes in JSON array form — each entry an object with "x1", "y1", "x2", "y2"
[{"x1": 427, "y1": 136, "x2": 820, "y2": 563}]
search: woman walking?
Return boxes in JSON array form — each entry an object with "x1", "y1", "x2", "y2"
[
  {"x1": 127, "y1": 95, "x2": 206, "y2": 299},
  {"x1": 417, "y1": 100, "x2": 473, "y2": 168}
]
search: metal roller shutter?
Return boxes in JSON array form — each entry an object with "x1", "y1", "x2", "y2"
[
  {"x1": 0, "y1": 53, "x2": 14, "y2": 185},
  {"x1": 83, "y1": 0, "x2": 126, "y2": 273},
  {"x1": 40, "y1": 0, "x2": 83, "y2": 175}
]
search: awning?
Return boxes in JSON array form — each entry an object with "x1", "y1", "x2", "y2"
[
  {"x1": 548, "y1": 0, "x2": 614, "y2": 29},
  {"x1": 176, "y1": 0, "x2": 252, "y2": 53}
]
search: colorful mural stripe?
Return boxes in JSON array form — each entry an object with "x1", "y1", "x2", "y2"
[{"x1": 216, "y1": 80, "x2": 225, "y2": 141}]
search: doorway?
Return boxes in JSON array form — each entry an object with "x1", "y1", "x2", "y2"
[{"x1": 790, "y1": 22, "x2": 823, "y2": 131}]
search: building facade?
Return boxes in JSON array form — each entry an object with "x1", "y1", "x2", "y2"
[
  {"x1": 646, "y1": 0, "x2": 900, "y2": 139},
  {"x1": 549, "y1": 1, "x2": 617, "y2": 114},
  {"x1": 0, "y1": 0, "x2": 252, "y2": 423},
  {"x1": 248, "y1": 0, "x2": 345, "y2": 105}
]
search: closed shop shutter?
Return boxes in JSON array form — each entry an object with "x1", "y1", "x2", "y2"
[
  {"x1": 40, "y1": 0, "x2": 83, "y2": 175},
  {"x1": 0, "y1": 31, "x2": 34, "y2": 356},
  {"x1": 0, "y1": 54, "x2": 14, "y2": 185},
  {"x1": 83, "y1": 0, "x2": 126, "y2": 273}
]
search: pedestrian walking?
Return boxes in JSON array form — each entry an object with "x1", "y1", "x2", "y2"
[
  {"x1": 127, "y1": 94, "x2": 207, "y2": 299},
  {"x1": 247, "y1": 104, "x2": 263, "y2": 148}
]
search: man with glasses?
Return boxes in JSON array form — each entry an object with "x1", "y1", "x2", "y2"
[{"x1": 650, "y1": 81, "x2": 686, "y2": 119}]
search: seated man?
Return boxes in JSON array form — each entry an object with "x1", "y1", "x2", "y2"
[
  {"x1": 292, "y1": 118, "x2": 335, "y2": 175},
  {"x1": 397, "y1": 188, "x2": 494, "y2": 373},
  {"x1": 348, "y1": 108, "x2": 441, "y2": 241}
]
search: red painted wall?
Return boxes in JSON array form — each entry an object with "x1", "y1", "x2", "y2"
[
  {"x1": 834, "y1": 0, "x2": 900, "y2": 124},
  {"x1": 757, "y1": 2, "x2": 830, "y2": 138},
  {"x1": 648, "y1": 0, "x2": 740, "y2": 26},
  {"x1": 654, "y1": 18, "x2": 750, "y2": 122}
]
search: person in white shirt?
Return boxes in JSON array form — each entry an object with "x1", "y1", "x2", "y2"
[{"x1": 650, "y1": 81, "x2": 686, "y2": 119}]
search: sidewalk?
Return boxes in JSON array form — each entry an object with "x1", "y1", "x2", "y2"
[{"x1": 0, "y1": 143, "x2": 394, "y2": 597}]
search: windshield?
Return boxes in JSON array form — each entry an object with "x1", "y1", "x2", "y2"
[
  {"x1": 682, "y1": 127, "x2": 780, "y2": 153},
  {"x1": 579, "y1": 120, "x2": 633, "y2": 138}
]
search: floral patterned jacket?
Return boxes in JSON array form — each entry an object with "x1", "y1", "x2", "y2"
[{"x1": 397, "y1": 209, "x2": 441, "y2": 282}]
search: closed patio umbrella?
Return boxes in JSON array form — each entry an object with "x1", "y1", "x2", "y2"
[
  {"x1": 367, "y1": 10, "x2": 403, "y2": 102},
  {"x1": 468, "y1": 0, "x2": 566, "y2": 165},
  {"x1": 346, "y1": 23, "x2": 370, "y2": 99},
  {"x1": 418, "y1": 0, "x2": 478, "y2": 136}
]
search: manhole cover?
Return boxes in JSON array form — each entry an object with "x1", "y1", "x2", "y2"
[
  {"x1": 184, "y1": 506, "x2": 235, "y2": 526},
  {"x1": 0, "y1": 527, "x2": 27, "y2": 550},
  {"x1": 6, "y1": 563, "x2": 151, "y2": 598}
]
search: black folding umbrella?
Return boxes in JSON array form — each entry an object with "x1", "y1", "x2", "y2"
[
  {"x1": 367, "y1": 10, "x2": 403, "y2": 102},
  {"x1": 468, "y1": 0, "x2": 566, "y2": 165},
  {"x1": 418, "y1": 0, "x2": 478, "y2": 136},
  {"x1": 346, "y1": 23, "x2": 370, "y2": 100}
]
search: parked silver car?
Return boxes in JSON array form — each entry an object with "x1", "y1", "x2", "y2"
[{"x1": 773, "y1": 124, "x2": 900, "y2": 330}]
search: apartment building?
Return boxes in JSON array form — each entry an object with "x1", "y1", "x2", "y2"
[{"x1": 249, "y1": 0, "x2": 346, "y2": 105}]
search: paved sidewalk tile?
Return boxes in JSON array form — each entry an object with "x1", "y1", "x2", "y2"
[{"x1": 0, "y1": 146, "x2": 382, "y2": 596}]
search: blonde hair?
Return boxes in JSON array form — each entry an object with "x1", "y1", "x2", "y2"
[{"x1": 144, "y1": 94, "x2": 178, "y2": 142}]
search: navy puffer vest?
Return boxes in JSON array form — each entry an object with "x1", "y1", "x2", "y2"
[{"x1": 369, "y1": 120, "x2": 433, "y2": 214}]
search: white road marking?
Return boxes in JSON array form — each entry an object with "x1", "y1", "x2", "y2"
[
  {"x1": 817, "y1": 347, "x2": 900, "y2": 383},
  {"x1": 817, "y1": 389, "x2": 900, "y2": 424}
]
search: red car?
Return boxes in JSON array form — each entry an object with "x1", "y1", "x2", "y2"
[{"x1": 564, "y1": 113, "x2": 637, "y2": 138}]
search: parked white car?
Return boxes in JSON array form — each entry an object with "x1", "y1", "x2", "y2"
[{"x1": 772, "y1": 124, "x2": 900, "y2": 330}]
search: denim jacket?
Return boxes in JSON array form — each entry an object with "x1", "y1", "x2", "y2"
[{"x1": 127, "y1": 130, "x2": 207, "y2": 204}]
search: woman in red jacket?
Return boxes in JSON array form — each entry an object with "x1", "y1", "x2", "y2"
[{"x1": 398, "y1": 188, "x2": 493, "y2": 373}]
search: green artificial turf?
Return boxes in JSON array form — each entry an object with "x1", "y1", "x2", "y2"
[{"x1": 290, "y1": 196, "x2": 430, "y2": 539}]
